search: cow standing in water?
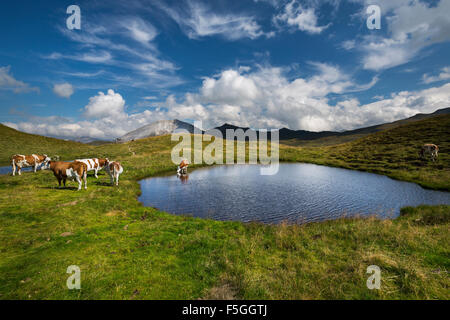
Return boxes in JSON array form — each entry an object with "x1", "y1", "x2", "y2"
[
  {"x1": 11, "y1": 154, "x2": 51, "y2": 176},
  {"x1": 420, "y1": 144, "x2": 439, "y2": 161},
  {"x1": 45, "y1": 161, "x2": 88, "y2": 190},
  {"x1": 105, "y1": 160, "x2": 123, "y2": 186},
  {"x1": 177, "y1": 159, "x2": 189, "y2": 174},
  {"x1": 75, "y1": 158, "x2": 108, "y2": 178}
]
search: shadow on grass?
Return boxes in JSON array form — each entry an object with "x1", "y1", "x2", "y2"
[
  {"x1": 92, "y1": 181, "x2": 114, "y2": 187},
  {"x1": 40, "y1": 186, "x2": 81, "y2": 191}
]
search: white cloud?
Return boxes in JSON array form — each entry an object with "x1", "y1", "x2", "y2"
[
  {"x1": 341, "y1": 40, "x2": 356, "y2": 50},
  {"x1": 47, "y1": 15, "x2": 182, "y2": 88},
  {"x1": 59, "y1": 70, "x2": 105, "y2": 78},
  {"x1": 422, "y1": 66, "x2": 450, "y2": 84},
  {"x1": 47, "y1": 51, "x2": 113, "y2": 64},
  {"x1": 53, "y1": 83, "x2": 74, "y2": 98},
  {"x1": 121, "y1": 17, "x2": 158, "y2": 45},
  {"x1": 0, "y1": 66, "x2": 39, "y2": 94},
  {"x1": 355, "y1": 0, "x2": 450, "y2": 71},
  {"x1": 83, "y1": 89, "x2": 126, "y2": 119},
  {"x1": 5, "y1": 65, "x2": 450, "y2": 140},
  {"x1": 159, "y1": 1, "x2": 271, "y2": 40},
  {"x1": 148, "y1": 66, "x2": 447, "y2": 132},
  {"x1": 273, "y1": 0, "x2": 329, "y2": 34}
]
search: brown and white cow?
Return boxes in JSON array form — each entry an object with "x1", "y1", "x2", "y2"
[
  {"x1": 11, "y1": 154, "x2": 51, "y2": 176},
  {"x1": 177, "y1": 159, "x2": 189, "y2": 174},
  {"x1": 105, "y1": 160, "x2": 123, "y2": 186},
  {"x1": 420, "y1": 144, "x2": 439, "y2": 161},
  {"x1": 47, "y1": 161, "x2": 88, "y2": 191},
  {"x1": 75, "y1": 158, "x2": 108, "y2": 178}
]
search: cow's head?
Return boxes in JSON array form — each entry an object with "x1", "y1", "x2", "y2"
[{"x1": 40, "y1": 155, "x2": 52, "y2": 170}]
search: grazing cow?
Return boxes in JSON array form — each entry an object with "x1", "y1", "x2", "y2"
[
  {"x1": 177, "y1": 159, "x2": 189, "y2": 174},
  {"x1": 75, "y1": 158, "x2": 108, "y2": 178},
  {"x1": 11, "y1": 154, "x2": 51, "y2": 176},
  {"x1": 105, "y1": 160, "x2": 123, "y2": 186},
  {"x1": 47, "y1": 161, "x2": 88, "y2": 190},
  {"x1": 420, "y1": 144, "x2": 439, "y2": 161}
]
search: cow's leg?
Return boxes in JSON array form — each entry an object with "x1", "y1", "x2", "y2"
[
  {"x1": 83, "y1": 171, "x2": 87, "y2": 190},
  {"x1": 18, "y1": 166, "x2": 22, "y2": 176},
  {"x1": 115, "y1": 173, "x2": 119, "y2": 186},
  {"x1": 57, "y1": 177, "x2": 62, "y2": 188},
  {"x1": 75, "y1": 176, "x2": 82, "y2": 191},
  {"x1": 110, "y1": 174, "x2": 114, "y2": 185},
  {"x1": 94, "y1": 168, "x2": 98, "y2": 179},
  {"x1": 75, "y1": 175, "x2": 82, "y2": 191},
  {"x1": 34, "y1": 164, "x2": 37, "y2": 173},
  {"x1": 12, "y1": 162, "x2": 16, "y2": 176},
  {"x1": 63, "y1": 178, "x2": 66, "y2": 188}
]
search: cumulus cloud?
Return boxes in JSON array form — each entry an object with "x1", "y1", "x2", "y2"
[
  {"x1": 150, "y1": 65, "x2": 445, "y2": 132},
  {"x1": 0, "y1": 66, "x2": 39, "y2": 94},
  {"x1": 4, "y1": 64, "x2": 450, "y2": 140},
  {"x1": 83, "y1": 89, "x2": 126, "y2": 119},
  {"x1": 273, "y1": 0, "x2": 329, "y2": 34},
  {"x1": 53, "y1": 83, "x2": 74, "y2": 98}
]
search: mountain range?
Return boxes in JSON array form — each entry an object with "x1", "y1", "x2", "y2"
[{"x1": 114, "y1": 107, "x2": 450, "y2": 144}]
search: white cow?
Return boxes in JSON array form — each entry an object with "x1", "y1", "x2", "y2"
[
  {"x1": 11, "y1": 154, "x2": 51, "y2": 176},
  {"x1": 75, "y1": 158, "x2": 108, "y2": 178},
  {"x1": 105, "y1": 160, "x2": 123, "y2": 186}
]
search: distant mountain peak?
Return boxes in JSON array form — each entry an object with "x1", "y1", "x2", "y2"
[{"x1": 116, "y1": 119, "x2": 202, "y2": 142}]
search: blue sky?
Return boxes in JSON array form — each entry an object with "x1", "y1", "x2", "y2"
[{"x1": 1, "y1": 0, "x2": 450, "y2": 140}]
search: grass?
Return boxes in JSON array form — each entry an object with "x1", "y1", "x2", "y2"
[{"x1": 0, "y1": 116, "x2": 449, "y2": 299}]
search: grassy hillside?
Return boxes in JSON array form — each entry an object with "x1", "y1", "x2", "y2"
[
  {"x1": 0, "y1": 115, "x2": 448, "y2": 299},
  {"x1": 281, "y1": 107, "x2": 450, "y2": 147},
  {"x1": 0, "y1": 124, "x2": 95, "y2": 166},
  {"x1": 280, "y1": 114, "x2": 450, "y2": 190}
]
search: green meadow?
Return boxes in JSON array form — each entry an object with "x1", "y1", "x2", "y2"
[{"x1": 0, "y1": 115, "x2": 448, "y2": 299}]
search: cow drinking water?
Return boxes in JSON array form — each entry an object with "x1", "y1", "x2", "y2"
[
  {"x1": 420, "y1": 144, "x2": 439, "y2": 161},
  {"x1": 11, "y1": 154, "x2": 51, "y2": 176},
  {"x1": 75, "y1": 158, "x2": 108, "y2": 178},
  {"x1": 177, "y1": 159, "x2": 189, "y2": 174},
  {"x1": 46, "y1": 161, "x2": 88, "y2": 191}
]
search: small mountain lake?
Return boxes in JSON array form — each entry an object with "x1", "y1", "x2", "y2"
[
  {"x1": 0, "y1": 165, "x2": 33, "y2": 175},
  {"x1": 138, "y1": 163, "x2": 450, "y2": 224}
]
